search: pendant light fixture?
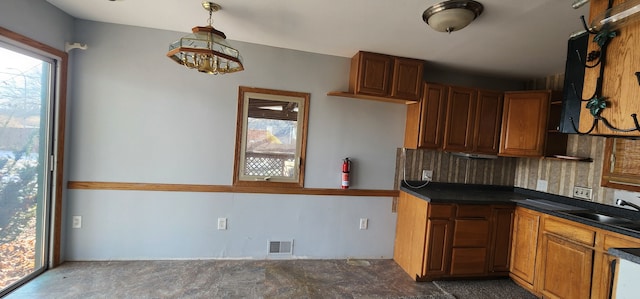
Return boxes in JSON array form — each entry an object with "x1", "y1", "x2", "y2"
[
  {"x1": 167, "y1": 1, "x2": 244, "y2": 74},
  {"x1": 423, "y1": 0, "x2": 484, "y2": 33}
]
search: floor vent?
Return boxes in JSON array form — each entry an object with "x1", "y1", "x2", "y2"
[{"x1": 268, "y1": 240, "x2": 293, "y2": 254}]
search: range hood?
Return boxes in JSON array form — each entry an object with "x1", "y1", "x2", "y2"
[{"x1": 451, "y1": 152, "x2": 499, "y2": 160}]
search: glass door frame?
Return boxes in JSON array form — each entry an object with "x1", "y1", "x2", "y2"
[{"x1": 0, "y1": 26, "x2": 68, "y2": 296}]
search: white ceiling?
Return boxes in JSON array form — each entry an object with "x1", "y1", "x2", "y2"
[{"x1": 46, "y1": 0, "x2": 590, "y2": 79}]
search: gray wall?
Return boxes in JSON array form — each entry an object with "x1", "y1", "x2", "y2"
[
  {"x1": 63, "y1": 20, "x2": 404, "y2": 260},
  {"x1": 0, "y1": 0, "x2": 74, "y2": 51}
]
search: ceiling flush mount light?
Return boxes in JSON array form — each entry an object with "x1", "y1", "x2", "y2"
[
  {"x1": 422, "y1": 0, "x2": 484, "y2": 33},
  {"x1": 167, "y1": 1, "x2": 244, "y2": 74}
]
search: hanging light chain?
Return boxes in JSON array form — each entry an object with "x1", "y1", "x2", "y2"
[{"x1": 207, "y1": 7, "x2": 213, "y2": 26}]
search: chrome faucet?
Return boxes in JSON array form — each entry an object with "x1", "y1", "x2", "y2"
[{"x1": 616, "y1": 199, "x2": 640, "y2": 211}]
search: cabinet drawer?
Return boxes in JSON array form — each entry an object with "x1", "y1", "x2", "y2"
[
  {"x1": 602, "y1": 232, "x2": 640, "y2": 250},
  {"x1": 543, "y1": 216, "x2": 595, "y2": 246},
  {"x1": 450, "y1": 247, "x2": 488, "y2": 275},
  {"x1": 429, "y1": 204, "x2": 455, "y2": 219},
  {"x1": 453, "y1": 219, "x2": 490, "y2": 247},
  {"x1": 456, "y1": 205, "x2": 491, "y2": 218}
]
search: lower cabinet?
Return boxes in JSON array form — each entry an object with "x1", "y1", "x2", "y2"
[
  {"x1": 509, "y1": 207, "x2": 640, "y2": 299},
  {"x1": 510, "y1": 207, "x2": 541, "y2": 290},
  {"x1": 393, "y1": 191, "x2": 513, "y2": 281},
  {"x1": 538, "y1": 234, "x2": 593, "y2": 299}
]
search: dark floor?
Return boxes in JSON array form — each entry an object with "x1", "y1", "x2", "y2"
[{"x1": 5, "y1": 259, "x2": 537, "y2": 299}]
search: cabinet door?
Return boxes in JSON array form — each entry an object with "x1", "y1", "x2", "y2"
[
  {"x1": 452, "y1": 219, "x2": 490, "y2": 247},
  {"x1": 499, "y1": 91, "x2": 550, "y2": 157},
  {"x1": 443, "y1": 87, "x2": 477, "y2": 152},
  {"x1": 424, "y1": 219, "x2": 453, "y2": 277},
  {"x1": 451, "y1": 247, "x2": 488, "y2": 276},
  {"x1": 418, "y1": 83, "x2": 448, "y2": 149},
  {"x1": 473, "y1": 91, "x2": 503, "y2": 154},
  {"x1": 510, "y1": 208, "x2": 540, "y2": 286},
  {"x1": 450, "y1": 219, "x2": 490, "y2": 276},
  {"x1": 539, "y1": 234, "x2": 593, "y2": 299},
  {"x1": 489, "y1": 207, "x2": 514, "y2": 273},
  {"x1": 391, "y1": 57, "x2": 424, "y2": 101},
  {"x1": 353, "y1": 52, "x2": 392, "y2": 96}
]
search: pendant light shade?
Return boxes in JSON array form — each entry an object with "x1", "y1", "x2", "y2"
[
  {"x1": 423, "y1": 0, "x2": 484, "y2": 33},
  {"x1": 167, "y1": 2, "x2": 244, "y2": 74}
]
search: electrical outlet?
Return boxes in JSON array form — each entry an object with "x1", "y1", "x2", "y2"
[
  {"x1": 359, "y1": 218, "x2": 368, "y2": 230},
  {"x1": 536, "y1": 179, "x2": 548, "y2": 192},
  {"x1": 422, "y1": 169, "x2": 433, "y2": 181},
  {"x1": 72, "y1": 216, "x2": 82, "y2": 229},
  {"x1": 573, "y1": 186, "x2": 593, "y2": 200},
  {"x1": 217, "y1": 218, "x2": 227, "y2": 230}
]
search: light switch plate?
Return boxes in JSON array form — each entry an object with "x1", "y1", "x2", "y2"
[
  {"x1": 72, "y1": 216, "x2": 82, "y2": 229},
  {"x1": 217, "y1": 218, "x2": 227, "y2": 230}
]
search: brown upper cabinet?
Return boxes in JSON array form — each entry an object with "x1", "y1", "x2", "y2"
[
  {"x1": 443, "y1": 86, "x2": 477, "y2": 152},
  {"x1": 405, "y1": 83, "x2": 503, "y2": 155},
  {"x1": 404, "y1": 83, "x2": 448, "y2": 149},
  {"x1": 328, "y1": 51, "x2": 424, "y2": 104},
  {"x1": 499, "y1": 90, "x2": 567, "y2": 157},
  {"x1": 443, "y1": 88, "x2": 503, "y2": 154}
]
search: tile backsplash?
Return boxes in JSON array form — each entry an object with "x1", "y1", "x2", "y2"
[
  {"x1": 394, "y1": 137, "x2": 618, "y2": 205},
  {"x1": 514, "y1": 134, "x2": 614, "y2": 204},
  {"x1": 394, "y1": 148, "x2": 517, "y2": 188}
]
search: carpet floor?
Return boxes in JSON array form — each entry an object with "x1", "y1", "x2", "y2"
[{"x1": 5, "y1": 260, "x2": 537, "y2": 299}]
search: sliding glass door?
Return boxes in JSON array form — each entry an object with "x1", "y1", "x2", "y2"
[{"x1": 0, "y1": 43, "x2": 55, "y2": 294}]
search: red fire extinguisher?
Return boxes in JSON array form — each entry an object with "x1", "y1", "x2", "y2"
[{"x1": 342, "y1": 158, "x2": 351, "y2": 189}]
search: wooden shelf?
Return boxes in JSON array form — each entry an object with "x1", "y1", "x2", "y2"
[
  {"x1": 327, "y1": 91, "x2": 418, "y2": 105},
  {"x1": 543, "y1": 155, "x2": 593, "y2": 162}
]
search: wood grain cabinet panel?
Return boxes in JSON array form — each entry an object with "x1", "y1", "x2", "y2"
[
  {"x1": 473, "y1": 91, "x2": 503, "y2": 154},
  {"x1": 499, "y1": 90, "x2": 566, "y2": 157},
  {"x1": 499, "y1": 91, "x2": 549, "y2": 157},
  {"x1": 489, "y1": 207, "x2": 514, "y2": 273},
  {"x1": 348, "y1": 51, "x2": 424, "y2": 101},
  {"x1": 601, "y1": 138, "x2": 640, "y2": 192},
  {"x1": 538, "y1": 234, "x2": 593, "y2": 299},
  {"x1": 452, "y1": 219, "x2": 490, "y2": 247},
  {"x1": 350, "y1": 51, "x2": 392, "y2": 96},
  {"x1": 393, "y1": 193, "x2": 513, "y2": 281},
  {"x1": 443, "y1": 87, "x2": 477, "y2": 152},
  {"x1": 450, "y1": 247, "x2": 488, "y2": 276},
  {"x1": 580, "y1": 0, "x2": 640, "y2": 137},
  {"x1": 508, "y1": 207, "x2": 640, "y2": 299},
  {"x1": 404, "y1": 83, "x2": 448, "y2": 149},
  {"x1": 393, "y1": 191, "x2": 428, "y2": 279},
  {"x1": 405, "y1": 84, "x2": 502, "y2": 154},
  {"x1": 424, "y1": 219, "x2": 453, "y2": 276},
  {"x1": 391, "y1": 57, "x2": 424, "y2": 101},
  {"x1": 510, "y1": 207, "x2": 541, "y2": 288},
  {"x1": 592, "y1": 230, "x2": 640, "y2": 299}
]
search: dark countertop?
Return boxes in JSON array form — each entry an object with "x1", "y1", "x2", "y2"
[
  {"x1": 400, "y1": 181, "x2": 640, "y2": 239},
  {"x1": 608, "y1": 248, "x2": 640, "y2": 265}
]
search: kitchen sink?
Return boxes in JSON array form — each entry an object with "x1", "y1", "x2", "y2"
[{"x1": 564, "y1": 211, "x2": 635, "y2": 225}]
